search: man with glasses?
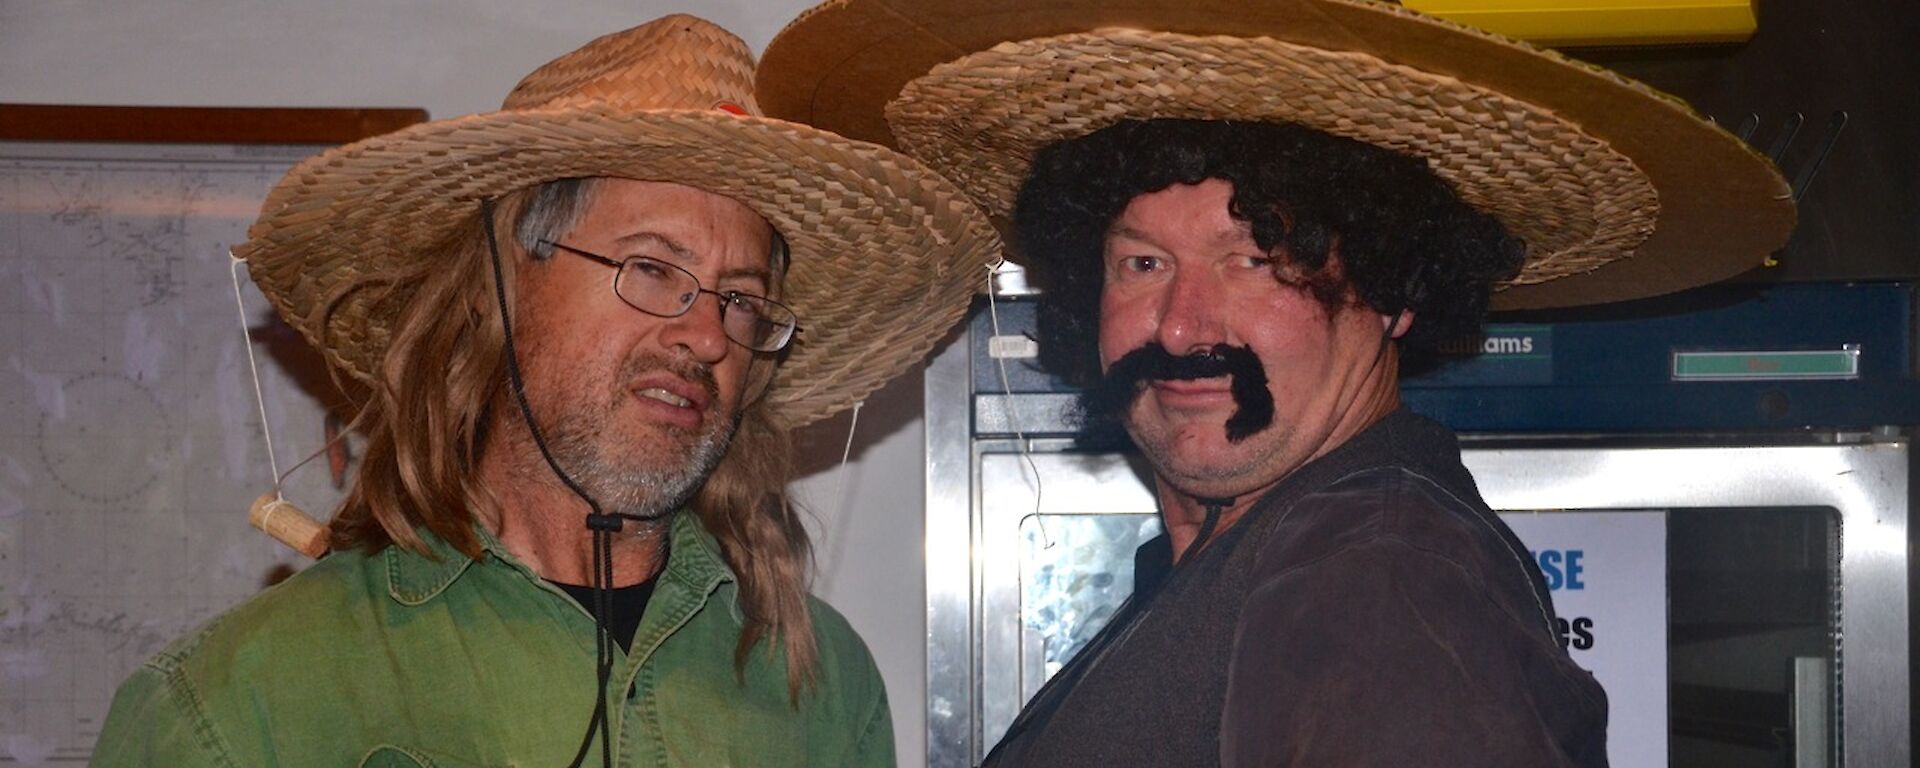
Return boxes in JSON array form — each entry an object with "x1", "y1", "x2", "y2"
[{"x1": 93, "y1": 16, "x2": 996, "y2": 767}]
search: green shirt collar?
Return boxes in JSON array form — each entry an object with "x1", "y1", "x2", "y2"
[{"x1": 384, "y1": 510, "x2": 732, "y2": 606}]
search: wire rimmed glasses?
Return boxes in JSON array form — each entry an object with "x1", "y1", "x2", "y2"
[{"x1": 539, "y1": 239, "x2": 799, "y2": 353}]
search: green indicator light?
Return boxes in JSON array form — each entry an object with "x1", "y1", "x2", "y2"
[{"x1": 1672, "y1": 349, "x2": 1859, "y2": 381}]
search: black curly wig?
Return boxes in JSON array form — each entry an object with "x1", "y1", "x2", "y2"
[{"x1": 1015, "y1": 118, "x2": 1526, "y2": 386}]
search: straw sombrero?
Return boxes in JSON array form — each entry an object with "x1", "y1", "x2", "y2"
[
  {"x1": 757, "y1": 0, "x2": 1795, "y2": 309},
  {"x1": 235, "y1": 14, "x2": 1000, "y2": 428}
]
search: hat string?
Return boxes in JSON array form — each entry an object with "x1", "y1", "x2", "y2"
[
  {"x1": 983, "y1": 260, "x2": 1051, "y2": 549},
  {"x1": 229, "y1": 254, "x2": 285, "y2": 490},
  {"x1": 229, "y1": 254, "x2": 331, "y2": 558},
  {"x1": 480, "y1": 199, "x2": 625, "y2": 768},
  {"x1": 480, "y1": 200, "x2": 613, "y2": 526},
  {"x1": 816, "y1": 398, "x2": 864, "y2": 588}
]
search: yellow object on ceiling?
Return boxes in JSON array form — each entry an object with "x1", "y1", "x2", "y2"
[{"x1": 1403, "y1": 0, "x2": 1758, "y2": 46}]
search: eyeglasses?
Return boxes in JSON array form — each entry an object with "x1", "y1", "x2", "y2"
[{"x1": 539, "y1": 239, "x2": 800, "y2": 353}]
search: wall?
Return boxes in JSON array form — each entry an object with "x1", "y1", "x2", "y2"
[{"x1": 0, "y1": 1, "x2": 934, "y2": 763}]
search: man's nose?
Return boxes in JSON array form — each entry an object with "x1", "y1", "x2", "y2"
[
  {"x1": 1153, "y1": 268, "x2": 1228, "y2": 355},
  {"x1": 659, "y1": 291, "x2": 730, "y2": 363}
]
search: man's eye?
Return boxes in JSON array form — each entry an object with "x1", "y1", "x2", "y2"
[
  {"x1": 723, "y1": 293, "x2": 761, "y2": 317},
  {"x1": 1120, "y1": 256, "x2": 1164, "y2": 273},
  {"x1": 1234, "y1": 255, "x2": 1276, "y2": 270},
  {"x1": 627, "y1": 260, "x2": 668, "y2": 278}
]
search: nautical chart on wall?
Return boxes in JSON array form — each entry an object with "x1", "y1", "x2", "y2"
[{"x1": 0, "y1": 139, "x2": 354, "y2": 763}]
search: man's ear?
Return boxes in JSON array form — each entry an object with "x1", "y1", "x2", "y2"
[{"x1": 1382, "y1": 310, "x2": 1415, "y2": 339}]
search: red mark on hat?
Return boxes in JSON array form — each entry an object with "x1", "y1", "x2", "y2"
[{"x1": 714, "y1": 101, "x2": 749, "y2": 117}]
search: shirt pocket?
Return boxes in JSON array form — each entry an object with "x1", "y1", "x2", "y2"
[{"x1": 652, "y1": 692, "x2": 810, "y2": 766}]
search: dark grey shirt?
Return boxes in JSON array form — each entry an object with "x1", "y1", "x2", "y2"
[{"x1": 984, "y1": 409, "x2": 1608, "y2": 767}]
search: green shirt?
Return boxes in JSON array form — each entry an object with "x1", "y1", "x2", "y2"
[{"x1": 92, "y1": 512, "x2": 894, "y2": 767}]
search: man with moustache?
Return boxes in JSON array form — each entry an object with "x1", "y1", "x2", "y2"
[
  {"x1": 93, "y1": 15, "x2": 996, "y2": 767},
  {"x1": 759, "y1": 1, "x2": 1795, "y2": 764},
  {"x1": 993, "y1": 121, "x2": 1602, "y2": 766}
]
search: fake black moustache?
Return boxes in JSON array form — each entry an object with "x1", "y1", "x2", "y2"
[{"x1": 1081, "y1": 342, "x2": 1275, "y2": 443}]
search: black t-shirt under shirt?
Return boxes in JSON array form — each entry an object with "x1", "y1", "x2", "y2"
[{"x1": 553, "y1": 580, "x2": 656, "y2": 653}]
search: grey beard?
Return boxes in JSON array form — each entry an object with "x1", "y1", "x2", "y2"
[{"x1": 549, "y1": 418, "x2": 736, "y2": 521}]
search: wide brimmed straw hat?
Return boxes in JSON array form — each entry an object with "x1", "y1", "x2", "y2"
[
  {"x1": 235, "y1": 14, "x2": 1000, "y2": 428},
  {"x1": 757, "y1": 0, "x2": 1795, "y2": 309}
]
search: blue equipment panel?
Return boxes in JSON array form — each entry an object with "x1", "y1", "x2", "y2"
[
  {"x1": 970, "y1": 283, "x2": 1919, "y2": 432},
  {"x1": 1402, "y1": 283, "x2": 1917, "y2": 431}
]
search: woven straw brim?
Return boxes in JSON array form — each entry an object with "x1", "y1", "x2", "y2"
[
  {"x1": 759, "y1": 0, "x2": 1796, "y2": 310},
  {"x1": 892, "y1": 29, "x2": 1660, "y2": 290},
  {"x1": 234, "y1": 104, "x2": 1000, "y2": 428}
]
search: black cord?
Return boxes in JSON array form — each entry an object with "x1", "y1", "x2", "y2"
[
  {"x1": 481, "y1": 200, "x2": 623, "y2": 768},
  {"x1": 1370, "y1": 267, "x2": 1421, "y2": 372},
  {"x1": 482, "y1": 200, "x2": 611, "y2": 527},
  {"x1": 596, "y1": 526, "x2": 615, "y2": 768},
  {"x1": 1370, "y1": 309, "x2": 1409, "y2": 373},
  {"x1": 1183, "y1": 495, "x2": 1234, "y2": 564}
]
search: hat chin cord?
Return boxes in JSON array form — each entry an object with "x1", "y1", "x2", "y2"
[
  {"x1": 1182, "y1": 495, "x2": 1233, "y2": 564},
  {"x1": 482, "y1": 200, "x2": 637, "y2": 768}
]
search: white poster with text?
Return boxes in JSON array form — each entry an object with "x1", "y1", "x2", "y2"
[{"x1": 1499, "y1": 510, "x2": 1668, "y2": 768}]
